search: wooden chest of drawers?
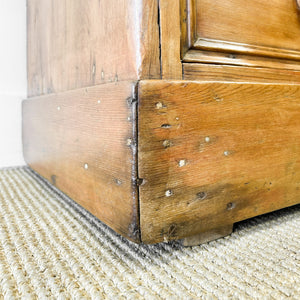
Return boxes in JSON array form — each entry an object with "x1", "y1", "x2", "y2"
[{"x1": 23, "y1": 0, "x2": 300, "y2": 245}]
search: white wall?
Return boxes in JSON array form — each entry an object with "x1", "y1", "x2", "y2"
[{"x1": 0, "y1": 0, "x2": 26, "y2": 167}]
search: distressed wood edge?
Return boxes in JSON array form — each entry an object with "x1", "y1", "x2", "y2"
[
  {"x1": 129, "y1": 83, "x2": 141, "y2": 242},
  {"x1": 22, "y1": 81, "x2": 141, "y2": 243}
]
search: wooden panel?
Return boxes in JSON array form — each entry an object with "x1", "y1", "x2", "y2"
[
  {"x1": 138, "y1": 80, "x2": 300, "y2": 244},
  {"x1": 159, "y1": 0, "x2": 182, "y2": 79},
  {"x1": 23, "y1": 81, "x2": 140, "y2": 242},
  {"x1": 183, "y1": 64, "x2": 300, "y2": 84},
  {"x1": 194, "y1": 0, "x2": 300, "y2": 60},
  {"x1": 27, "y1": 0, "x2": 160, "y2": 97}
]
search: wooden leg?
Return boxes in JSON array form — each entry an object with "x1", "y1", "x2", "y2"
[{"x1": 181, "y1": 224, "x2": 233, "y2": 246}]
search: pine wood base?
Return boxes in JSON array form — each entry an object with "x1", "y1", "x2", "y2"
[{"x1": 23, "y1": 80, "x2": 300, "y2": 244}]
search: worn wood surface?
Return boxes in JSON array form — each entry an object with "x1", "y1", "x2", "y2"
[
  {"x1": 159, "y1": 0, "x2": 182, "y2": 79},
  {"x1": 138, "y1": 80, "x2": 300, "y2": 244},
  {"x1": 183, "y1": 64, "x2": 300, "y2": 83},
  {"x1": 27, "y1": 0, "x2": 160, "y2": 97},
  {"x1": 194, "y1": 0, "x2": 300, "y2": 60},
  {"x1": 23, "y1": 81, "x2": 140, "y2": 242},
  {"x1": 25, "y1": 0, "x2": 300, "y2": 245}
]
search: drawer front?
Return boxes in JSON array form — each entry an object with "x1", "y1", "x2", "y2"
[{"x1": 183, "y1": 0, "x2": 300, "y2": 61}]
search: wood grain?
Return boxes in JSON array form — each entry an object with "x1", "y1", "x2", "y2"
[
  {"x1": 27, "y1": 0, "x2": 161, "y2": 97},
  {"x1": 194, "y1": 0, "x2": 300, "y2": 60},
  {"x1": 26, "y1": 0, "x2": 300, "y2": 245},
  {"x1": 183, "y1": 50, "x2": 300, "y2": 71},
  {"x1": 139, "y1": 0, "x2": 161, "y2": 80},
  {"x1": 183, "y1": 63, "x2": 300, "y2": 83},
  {"x1": 138, "y1": 80, "x2": 300, "y2": 243},
  {"x1": 23, "y1": 81, "x2": 140, "y2": 242},
  {"x1": 159, "y1": 0, "x2": 182, "y2": 79},
  {"x1": 193, "y1": 38, "x2": 300, "y2": 62}
]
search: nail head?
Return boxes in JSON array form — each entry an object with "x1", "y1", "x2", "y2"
[
  {"x1": 156, "y1": 102, "x2": 163, "y2": 109},
  {"x1": 115, "y1": 179, "x2": 122, "y2": 186},
  {"x1": 227, "y1": 202, "x2": 236, "y2": 210},
  {"x1": 178, "y1": 160, "x2": 186, "y2": 167},
  {"x1": 163, "y1": 140, "x2": 171, "y2": 148},
  {"x1": 165, "y1": 190, "x2": 173, "y2": 197}
]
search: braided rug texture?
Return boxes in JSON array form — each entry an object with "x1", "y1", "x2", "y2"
[{"x1": 0, "y1": 167, "x2": 299, "y2": 299}]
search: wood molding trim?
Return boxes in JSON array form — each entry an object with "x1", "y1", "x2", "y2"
[
  {"x1": 183, "y1": 63, "x2": 300, "y2": 84},
  {"x1": 193, "y1": 38, "x2": 300, "y2": 62},
  {"x1": 183, "y1": 50, "x2": 300, "y2": 72},
  {"x1": 181, "y1": 0, "x2": 300, "y2": 70}
]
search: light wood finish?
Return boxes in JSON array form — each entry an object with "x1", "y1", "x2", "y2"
[
  {"x1": 180, "y1": 0, "x2": 196, "y2": 58},
  {"x1": 27, "y1": 0, "x2": 160, "y2": 97},
  {"x1": 139, "y1": 0, "x2": 161, "y2": 80},
  {"x1": 138, "y1": 80, "x2": 300, "y2": 243},
  {"x1": 25, "y1": 0, "x2": 300, "y2": 245},
  {"x1": 159, "y1": 0, "x2": 182, "y2": 80},
  {"x1": 194, "y1": 0, "x2": 300, "y2": 60},
  {"x1": 181, "y1": 0, "x2": 300, "y2": 71},
  {"x1": 183, "y1": 64, "x2": 300, "y2": 84},
  {"x1": 23, "y1": 81, "x2": 140, "y2": 242},
  {"x1": 181, "y1": 224, "x2": 233, "y2": 246},
  {"x1": 183, "y1": 50, "x2": 300, "y2": 72},
  {"x1": 193, "y1": 38, "x2": 300, "y2": 62}
]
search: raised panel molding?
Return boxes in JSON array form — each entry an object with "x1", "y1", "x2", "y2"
[{"x1": 181, "y1": 0, "x2": 300, "y2": 69}]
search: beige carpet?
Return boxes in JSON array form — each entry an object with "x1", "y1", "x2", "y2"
[{"x1": 0, "y1": 167, "x2": 299, "y2": 299}]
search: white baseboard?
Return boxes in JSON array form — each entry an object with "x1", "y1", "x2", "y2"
[{"x1": 0, "y1": 94, "x2": 25, "y2": 167}]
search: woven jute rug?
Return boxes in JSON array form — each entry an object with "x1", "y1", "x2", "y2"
[{"x1": 0, "y1": 167, "x2": 299, "y2": 299}]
